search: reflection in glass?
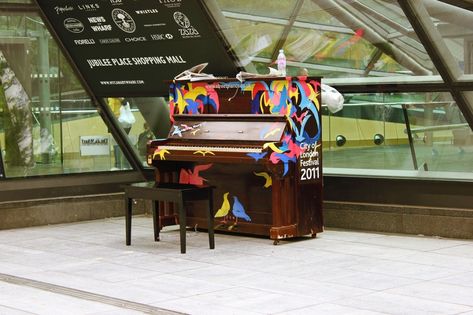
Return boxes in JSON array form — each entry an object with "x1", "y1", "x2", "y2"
[
  {"x1": 323, "y1": 92, "x2": 473, "y2": 176},
  {"x1": 215, "y1": 0, "x2": 297, "y2": 19},
  {"x1": 423, "y1": 0, "x2": 473, "y2": 78},
  {"x1": 105, "y1": 96, "x2": 170, "y2": 169},
  {"x1": 0, "y1": 13, "x2": 112, "y2": 177},
  {"x1": 211, "y1": 0, "x2": 435, "y2": 78}
]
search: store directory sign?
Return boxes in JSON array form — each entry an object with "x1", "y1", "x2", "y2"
[{"x1": 36, "y1": 0, "x2": 238, "y2": 96}]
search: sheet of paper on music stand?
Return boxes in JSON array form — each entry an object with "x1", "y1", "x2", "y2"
[{"x1": 174, "y1": 63, "x2": 216, "y2": 81}]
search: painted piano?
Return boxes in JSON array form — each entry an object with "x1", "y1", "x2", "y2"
[{"x1": 147, "y1": 77, "x2": 323, "y2": 242}]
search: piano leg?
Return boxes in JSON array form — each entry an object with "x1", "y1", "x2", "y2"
[{"x1": 269, "y1": 172, "x2": 297, "y2": 241}]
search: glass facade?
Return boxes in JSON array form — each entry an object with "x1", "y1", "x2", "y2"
[
  {"x1": 209, "y1": 0, "x2": 473, "y2": 180},
  {"x1": 0, "y1": 10, "x2": 137, "y2": 177},
  {"x1": 0, "y1": 1, "x2": 472, "y2": 182}
]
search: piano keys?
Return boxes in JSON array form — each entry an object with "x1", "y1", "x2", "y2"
[
  {"x1": 148, "y1": 114, "x2": 287, "y2": 163},
  {"x1": 147, "y1": 77, "x2": 323, "y2": 242}
]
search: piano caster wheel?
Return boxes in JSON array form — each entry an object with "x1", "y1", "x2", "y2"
[
  {"x1": 273, "y1": 240, "x2": 280, "y2": 245},
  {"x1": 311, "y1": 233, "x2": 317, "y2": 238}
]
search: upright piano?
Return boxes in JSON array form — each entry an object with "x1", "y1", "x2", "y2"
[{"x1": 147, "y1": 77, "x2": 323, "y2": 242}]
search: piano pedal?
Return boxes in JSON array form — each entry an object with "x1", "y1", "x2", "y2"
[{"x1": 194, "y1": 223, "x2": 198, "y2": 233}]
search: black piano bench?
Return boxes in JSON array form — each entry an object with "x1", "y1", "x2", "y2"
[{"x1": 123, "y1": 182, "x2": 215, "y2": 254}]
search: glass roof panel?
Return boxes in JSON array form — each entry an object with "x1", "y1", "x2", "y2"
[
  {"x1": 224, "y1": 19, "x2": 284, "y2": 61},
  {"x1": 296, "y1": 0, "x2": 345, "y2": 26},
  {"x1": 209, "y1": 0, "x2": 438, "y2": 81},
  {"x1": 422, "y1": 0, "x2": 473, "y2": 79},
  {"x1": 215, "y1": 0, "x2": 298, "y2": 19}
]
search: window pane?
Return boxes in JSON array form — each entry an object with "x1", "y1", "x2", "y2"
[
  {"x1": 210, "y1": 0, "x2": 436, "y2": 80},
  {"x1": 0, "y1": 12, "x2": 121, "y2": 177},
  {"x1": 422, "y1": 0, "x2": 473, "y2": 78},
  {"x1": 215, "y1": 0, "x2": 298, "y2": 19},
  {"x1": 323, "y1": 91, "x2": 473, "y2": 179},
  {"x1": 104, "y1": 96, "x2": 170, "y2": 169}
]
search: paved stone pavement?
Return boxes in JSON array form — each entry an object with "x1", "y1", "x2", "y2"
[{"x1": 0, "y1": 215, "x2": 473, "y2": 315}]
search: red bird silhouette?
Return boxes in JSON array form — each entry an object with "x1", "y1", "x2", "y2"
[
  {"x1": 292, "y1": 111, "x2": 308, "y2": 123},
  {"x1": 179, "y1": 164, "x2": 213, "y2": 185}
]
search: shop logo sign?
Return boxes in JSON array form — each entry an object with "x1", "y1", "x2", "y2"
[
  {"x1": 173, "y1": 11, "x2": 190, "y2": 28},
  {"x1": 158, "y1": 0, "x2": 182, "y2": 8},
  {"x1": 135, "y1": 9, "x2": 159, "y2": 15},
  {"x1": 88, "y1": 16, "x2": 112, "y2": 32},
  {"x1": 173, "y1": 11, "x2": 200, "y2": 38},
  {"x1": 77, "y1": 3, "x2": 100, "y2": 11},
  {"x1": 54, "y1": 6, "x2": 73, "y2": 14},
  {"x1": 99, "y1": 38, "x2": 121, "y2": 44},
  {"x1": 64, "y1": 18, "x2": 84, "y2": 33},
  {"x1": 111, "y1": 8, "x2": 136, "y2": 33},
  {"x1": 150, "y1": 33, "x2": 173, "y2": 41}
]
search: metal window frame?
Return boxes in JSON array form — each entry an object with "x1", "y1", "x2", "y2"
[{"x1": 398, "y1": 0, "x2": 473, "y2": 127}]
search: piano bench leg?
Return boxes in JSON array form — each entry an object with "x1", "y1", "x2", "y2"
[
  {"x1": 152, "y1": 201, "x2": 160, "y2": 241},
  {"x1": 208, "y1": 190, "x2": 215, "y2": 250},
  {"x1": 125, "y1": 197, "x2": 132, "y2": 246},
  {"x1": 178, "y1": 201, "x2": 186, "y2": 254}
]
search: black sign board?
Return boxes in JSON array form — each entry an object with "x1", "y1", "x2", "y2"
[{"x1": 36, "y1": 0, "x2": 238, "y2": 97}]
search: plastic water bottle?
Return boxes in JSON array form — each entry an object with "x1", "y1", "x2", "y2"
[{"x1": 277, "y1": 49, "x2": 286, "y2": 76}]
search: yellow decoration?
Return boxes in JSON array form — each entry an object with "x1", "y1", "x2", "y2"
[
  {"x1": 263, "y1": 128, "x2": 281, "y2": 139},
  {"x1": 254, "y1": 171, "x2": 272, "y2": 188},
  {"x1": 263, "y1": 142, "x2": 284, "y2": 153},
  {"x1": 214, "y1": 192, "x2": 231, "y2": 218},
  {"x1": 153, "y1": 149, "x2": 170, "y2": 160},
  {"x1": 193, "y1": 150, "x2": 215, "y2": 156}
]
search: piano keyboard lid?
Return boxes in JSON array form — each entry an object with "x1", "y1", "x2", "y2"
[{"x1": 168, "y1": 114, "x2": 288, "y2": 143}]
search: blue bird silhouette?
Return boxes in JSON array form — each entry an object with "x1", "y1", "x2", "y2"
[
  {"x1": 232, "y1": 196, "x2": 251, "y2": 224},
  {"x1": 171, "y1": 125, "x2": 182, "y2": 137},
  {"x1": 247, "y1": 151, "x2": 267, "y2": 162}
]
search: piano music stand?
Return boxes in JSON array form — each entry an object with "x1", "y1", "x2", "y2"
[{"x1": 124, "y1": 182, "x2": 215, "y2": 253}]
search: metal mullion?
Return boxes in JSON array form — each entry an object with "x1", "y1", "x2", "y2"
[
  {"x1": 352, "y1": 1, "x2": 413, "y2": 35},
  {"x1": 270, "y1": 0, "x2": 304, "y2": 62},
  {"x1": 338, "y1": 0, "x2": 431, "y2": 70},
  {"x1": 438, "y1": 0, "x2": 473, "y2": 11},
  {"x1": 314, "y1": 0, "x2": 431, "y2": 75},
  {"x1": 0, "y1": 3, "x2": 37, "y2": 13},
  {"x1": 363, "y1": 49, "x2": 383, "y2": 76},
  {"x1": 398, "y1": 0, "x2": 473, "y2": 127}
]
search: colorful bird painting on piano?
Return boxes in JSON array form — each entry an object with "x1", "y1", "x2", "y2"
[
  {"x1": 152, "y1": 148, "x2": 170, "y2": 160},
  {"x1": 232, "y1": 196, "x2": 251, "y2": 224},
  {"x1": 193, "y1": 150, "x2": 215, "y2": 157},
  {"x1": 254, "y1": 171, "x2": 272, "y2": 188},
  {"x1": 179, "y1": 164, "x2": 213, "y2": 185},
  {"x1": 214, "y1": 192, "x2": 231, "y2": 224},
  {"x1": 169, "y1": 78, "x2": 320, "y2": 175},
  {"x1": 246, "y1": 151, "x2": 267, "y2": 162},
  {"x1": 213, "y1": 193, "x2": 252, "y2": 229},
  {"x1": 242, "y1": 79, "x2": 321, "y2": 175},
  {"x1": 170, "y1": 82, "x2": 220, "y2": 118}
]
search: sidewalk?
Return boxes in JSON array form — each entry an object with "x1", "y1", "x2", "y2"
[{"x1": 0, "y1": 216, "x2": 473, "y2": 315}]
